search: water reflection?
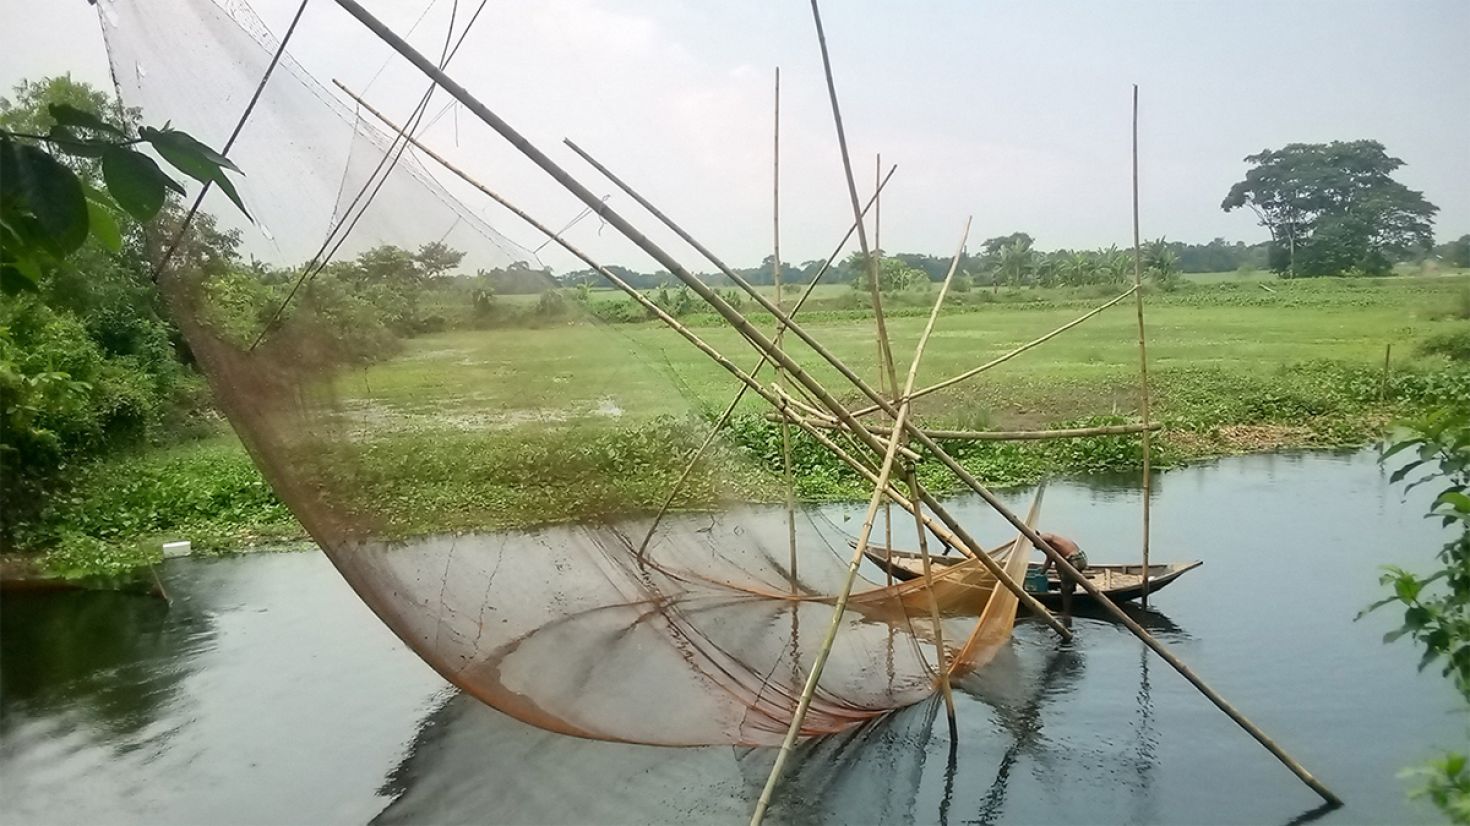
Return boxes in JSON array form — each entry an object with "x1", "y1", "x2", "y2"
[
  {"x1": 967, "y1": 640, "x2": 1088, "y2": 825},
  {"x1": 0, "y1": 589, "x2": 204, "y2": 745},
  {"x1": 3, "y1": 450, "x2": 1465, "y2": 825}
]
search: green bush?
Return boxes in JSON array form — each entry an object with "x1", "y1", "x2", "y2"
[
  {"x1": 1, "y1": 295, "x2": 191, "y2": 546},
  {"x1": 1421, "y1": 327, "x2": 1470, "y2": 362}
]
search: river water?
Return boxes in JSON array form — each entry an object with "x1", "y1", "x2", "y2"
[{"x1": 1, "y1": 450, "x2": 1462, "y2": 825}]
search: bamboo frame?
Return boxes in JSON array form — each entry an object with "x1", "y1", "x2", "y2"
[
  {"x1": 328, "y1": 3, "x2": 1341, "y2": 809},
  {"x1": 779, "y1": 419, "x2": 1162, "y2": 442},
  {"x1": 1131, "y1": 85, "x2": 1155, "y2": 606},
  {"x1": 772, "y1": 67, "x2": 799, "y2": 585},
  {"x1": 877, "y1": 154, "x2": 894, "y2": 588}
]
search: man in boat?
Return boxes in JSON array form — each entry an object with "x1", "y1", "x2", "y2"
[{"x1": 1035, "y1": 531, "x2": 1088, "y2": 618}]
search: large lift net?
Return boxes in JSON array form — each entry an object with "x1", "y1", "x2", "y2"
[
  {"x1": 93, "y1": 0, "x2": 1341, "y2": 812},
  {"x1": 100, "y1": 0, "x2": 1032, "y2": 748}
]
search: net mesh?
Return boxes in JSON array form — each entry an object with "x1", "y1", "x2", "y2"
[{"x1": 99, "y1": 0, "x2": 1029, "y2": 747}]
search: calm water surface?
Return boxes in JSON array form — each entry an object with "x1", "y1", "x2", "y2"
[{"x1": 2, "y1": 450, "x2": 1462, "y2": 825}]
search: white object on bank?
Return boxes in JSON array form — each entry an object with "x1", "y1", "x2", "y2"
[{"x1": 162, "y1": 540, "x2": 192, "y2": 559}]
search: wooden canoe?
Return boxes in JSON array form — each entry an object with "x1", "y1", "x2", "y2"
[{"x1": 858, "y1": 544, "x2": 1202, "y2": 608}]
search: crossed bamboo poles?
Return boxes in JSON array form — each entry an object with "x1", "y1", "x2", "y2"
[{"x1": 327, "y1": 0, "x2": 1341, "y2": 815}]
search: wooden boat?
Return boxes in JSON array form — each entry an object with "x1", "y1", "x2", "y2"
[{"x1": 858, "y1": 543, "x2": 1202, "y2": 609}]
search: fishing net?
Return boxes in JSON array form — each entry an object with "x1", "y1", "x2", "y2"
[{"x1": 98, "y1": 0, "x2": 1031, "y2": 747}]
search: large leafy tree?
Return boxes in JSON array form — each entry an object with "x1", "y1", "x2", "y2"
[{"x1": 1221, "y1": 140, "x2": 1437, "y2": 277}]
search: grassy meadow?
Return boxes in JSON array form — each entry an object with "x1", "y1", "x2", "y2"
[{"x1": 35, "y1": 272, "x2": 1470, "y2": 576}]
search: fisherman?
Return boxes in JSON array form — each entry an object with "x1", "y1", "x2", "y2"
[{"x1": 1035, "y1": 531, "x2": 1088, "y2": 618}]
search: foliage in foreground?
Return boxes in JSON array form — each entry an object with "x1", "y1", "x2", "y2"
[
  {"x1": 1369, "y1": 409, "x2": 1470, "y2": 822},
  {"x1": 0, "y1": 77, "x2": 244, "y2": 547}
]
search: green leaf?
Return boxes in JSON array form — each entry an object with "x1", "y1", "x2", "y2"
[
  {"x1": 46, "y1": 125, "x2": 106, "y2": 158},
  {"x1": 6, "y1": 140, "x2": 88, "y2": 255},
  {"x1": 1435, "y1": 491, "x2": 1470, "y2": 513},
  {"x1": 142, "y1": 126, "x2": 240, "y2": 173},
  {"x1": 101, "y1": 147, "x2": 180, "y2": 222},
  {"x1": 0, "y1": 257, "x2": 42, "y2": 294},
  {"x1": 1390, "y1": 458, "x2": 1426, "y2": 484},
  {"x1": 1381, "y1": 439, "x2": 1421, "y2": 462},
  {"x1": 145, "y1": 129, "x2": 251, "y2": 219},
  {"x1": 48, "y1": 103, "x2": 122, "y2": 135},
  {"x1": 208, "y1": 169, "x2": 251, "y2": 220},
  {"x1": 85, "y1": 198, "x2": 121, "y2": 252}
]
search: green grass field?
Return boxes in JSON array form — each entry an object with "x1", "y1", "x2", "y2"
[
  {"x1": 354, "y1": 274, "x2": 1470, "y2": 428},
  {"x1": 35, "y1": 272, "x2": 1470, "y2": 574}
]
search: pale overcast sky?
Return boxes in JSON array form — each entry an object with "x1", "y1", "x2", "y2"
[{"x1": 3, "y1": 0, "x2": 1467, "y2": 273}]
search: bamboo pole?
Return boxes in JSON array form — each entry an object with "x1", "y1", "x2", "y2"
[
  {"x1": 902, "y1": 219, "x2": 959, "y2": 735},
  {"x1": 1130, "y1": 85, "x2": 1155, "y2": 607},
  {"x1": 811, "y1": 2, "x2": 898, "y2": 400},
  {"x1": 772, "y1": 67, "x2": 799, "y2": 586},
  {"x1": 332, "y1": 13, "x2": 1338, "y2": 805},
  {"x1": 848, "y1": 286, "x2": 1137, "y2": 418},
  {"x1": 751, "y1": 219, "x2": 969, "y2": 826},
  {"x1": 876, "y1": 153, "x2": 895, "y2": 586},
  {"x1": 634, "y1": 168, "x2": 897, "y2": 556},
  {"x1": 1380, "y1": 343, "x2": 1392, "y2": 402},
  {"x1": 779, "y1": 419, "x2": 1163, "y2": 442}
]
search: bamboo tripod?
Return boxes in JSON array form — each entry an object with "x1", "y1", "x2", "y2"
[{"x1": 328, "y1": 0, "x2": 1342, "y2": 815}]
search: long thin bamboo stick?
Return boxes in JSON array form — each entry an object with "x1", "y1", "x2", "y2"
[
  {"x1": 903, "y1": 235, "x2": 958, "y2": 734},
  {"x1": 333, "y1": 14, "x2": 1337, "y2": 805},
  {"x1": 784, "y1": 419, "x2": 1162, "y2": 442},
  {"x1": 772, "y1": 67, "x2": 799, "y2": 586},
  {"x1": 848, "y1": 286, "x2": 1138, "y2": 418},
  {"x1": 751, "y1": 219, "x2": 969, "y2": 826},
  {"x1": 1130, "y1": 85, "x2": 1155, "y2": 607},
  {"x1": 876, "y1": 153, "x2": 894, "y2": 586}
]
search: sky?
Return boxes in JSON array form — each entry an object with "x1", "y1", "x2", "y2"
[{"x1": 3, "y1": 0, "x2": 1467, "y2": 274}]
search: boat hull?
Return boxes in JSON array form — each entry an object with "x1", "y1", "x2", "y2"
[{"x1": 861, "y1": 545, "x2": 1202, "y2": 608}]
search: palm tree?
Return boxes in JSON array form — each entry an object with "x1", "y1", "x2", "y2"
[
  {"x1": 997, "y1": 238, "x2": 1036, "y2": 287},
  {"x1": 1146, "y1": 240, "x2": 1181, "y2": 290},
  {"x1": 1100, "y1": 245, "x2": 1131, "y2": 285},
  {"x1": 1062, "y1": 251, "x2": 1096, "y2": 286}
]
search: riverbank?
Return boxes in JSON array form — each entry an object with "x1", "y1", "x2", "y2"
[{"x1": 17, "y1": 274, "x2": 1470, "y2": 579}]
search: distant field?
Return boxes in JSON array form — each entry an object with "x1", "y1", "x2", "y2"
[{"x1": 353, "y1": 273, "x2": 1470, "y2": 428}]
